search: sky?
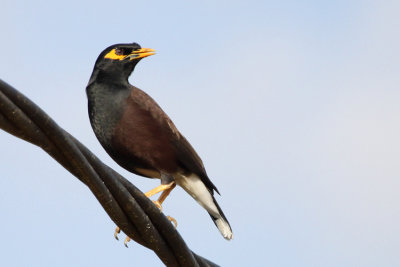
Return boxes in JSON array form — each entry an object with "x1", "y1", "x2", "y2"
[{"x1": 1, "y1": 0, "x2": 400, "y2": 266}]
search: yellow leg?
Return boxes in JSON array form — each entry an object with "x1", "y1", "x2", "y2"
[
  {"x1": 144, "y1": 181, "x2": 176, "y2": 198},
  {"x1": 156, "y1": 182, "x2": 176, "y2": 206},
  {"x1": 147, "y1": 182, "x2": 177, "y2": 227}
]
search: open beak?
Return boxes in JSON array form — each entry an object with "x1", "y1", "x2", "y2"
[{"x1": 128, "y1": 48, "x2": 156, "y2": 60}]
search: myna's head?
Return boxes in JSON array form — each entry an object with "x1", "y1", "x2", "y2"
[{"x1": 91, "y1": 43, "x2": 155, "y2": 83}]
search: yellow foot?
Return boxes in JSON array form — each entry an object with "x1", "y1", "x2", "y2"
[
  {"x1": 124, "y1": 236, "x2": 131, "y2": 248},
  {"x1": 114, "y1": 226, "x2": 132, "y2": 248},
  {"x1": 114, "y1": 226, "x2": 121, "y2": 240},
  {"x1": 152, "y1": 200, "x2": 162, "y2": 210},
  {"x1": 114, "y1": 215, "x2": 176, "y2": 248},
  {"x1": 114, "y1": 181, "x2": 177, "y2": 247},
  {"x1": 167, "y1": 216, "x2": 178, "y2": 228}
]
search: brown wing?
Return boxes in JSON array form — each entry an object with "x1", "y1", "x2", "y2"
[
  {"x1": 111, "y1": 87, "x2": 178, "y2": 175},
  {"x1": 172, "y1": 134, "x2": 220, "y2": 194},
  {"x1": 130, "y1": 86, "x2": 220, "y2": 194}
]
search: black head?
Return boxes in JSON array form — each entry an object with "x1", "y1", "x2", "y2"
[{"x1": 89, "y1": 42, "x2": 155, "y2": 85}]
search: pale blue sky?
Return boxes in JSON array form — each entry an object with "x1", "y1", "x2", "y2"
[{"x1": 1, "y1": 1, "x2": 400, "y2": 266}]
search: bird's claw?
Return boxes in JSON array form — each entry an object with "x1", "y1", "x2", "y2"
[
  {"x1": 115, "y1": 226, "x2": 132, "y2": 248},
  {"x1": 114, "y1": 189, "x2": 175, "y2": 248},
  {"x1": 124, "y1": 236, "x2": 131, "y2": 248},
  {"x1": 152, "y1": 200, "x2": 178, "y2": 228},
  {"x1": 114, "y1": 226, "x2": 121, "y2": 240}
]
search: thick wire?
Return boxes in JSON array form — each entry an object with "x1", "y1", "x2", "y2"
[{"x1": 0, "y1": 80, "x2": 219, "y2": 267}]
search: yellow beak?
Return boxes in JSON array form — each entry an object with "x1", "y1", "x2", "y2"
[{"x1": 128, "y1": 48, "x2": 156, "y2": 60}]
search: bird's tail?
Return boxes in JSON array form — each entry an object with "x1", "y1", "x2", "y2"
[
  {"x1": 175, "y1": 173, "x2": 233, "y2": 240},
  {"x1": 209, "y1": 194, "x2": 233, "y2": 240}
]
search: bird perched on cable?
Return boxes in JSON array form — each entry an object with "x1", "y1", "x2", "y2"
[{"x1": 86, "y1": 42, "x2": 233, "y2": 242}]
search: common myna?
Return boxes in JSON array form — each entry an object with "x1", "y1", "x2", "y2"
[{"x1": 86, "y1": 43, "x2": 233, "y2": 243}]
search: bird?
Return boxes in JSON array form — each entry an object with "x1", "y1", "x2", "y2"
[{"x1": 86, "y1": 42, "x2": 233, "y2": 243}]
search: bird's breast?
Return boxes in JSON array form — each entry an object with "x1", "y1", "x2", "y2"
[{"x1": 87, "y1": 84, "x2": 130, "y2": 146}]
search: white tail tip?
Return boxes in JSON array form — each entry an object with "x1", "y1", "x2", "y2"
[{"x1": 216, "y1": 217, "x2": 233, "y2": 240}]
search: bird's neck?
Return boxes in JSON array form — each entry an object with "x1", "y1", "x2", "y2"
[{"x1": 88, "y1": 67, "x2": 132, "y2": 87}]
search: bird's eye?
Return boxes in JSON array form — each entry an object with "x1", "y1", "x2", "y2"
[{"x1": 115, "y1": 48, "x2": 124, "y2": 55}]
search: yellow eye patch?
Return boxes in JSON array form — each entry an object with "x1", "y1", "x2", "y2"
[{"x1": 104, "y1": 49, "x2": 127, "y2": 60}]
